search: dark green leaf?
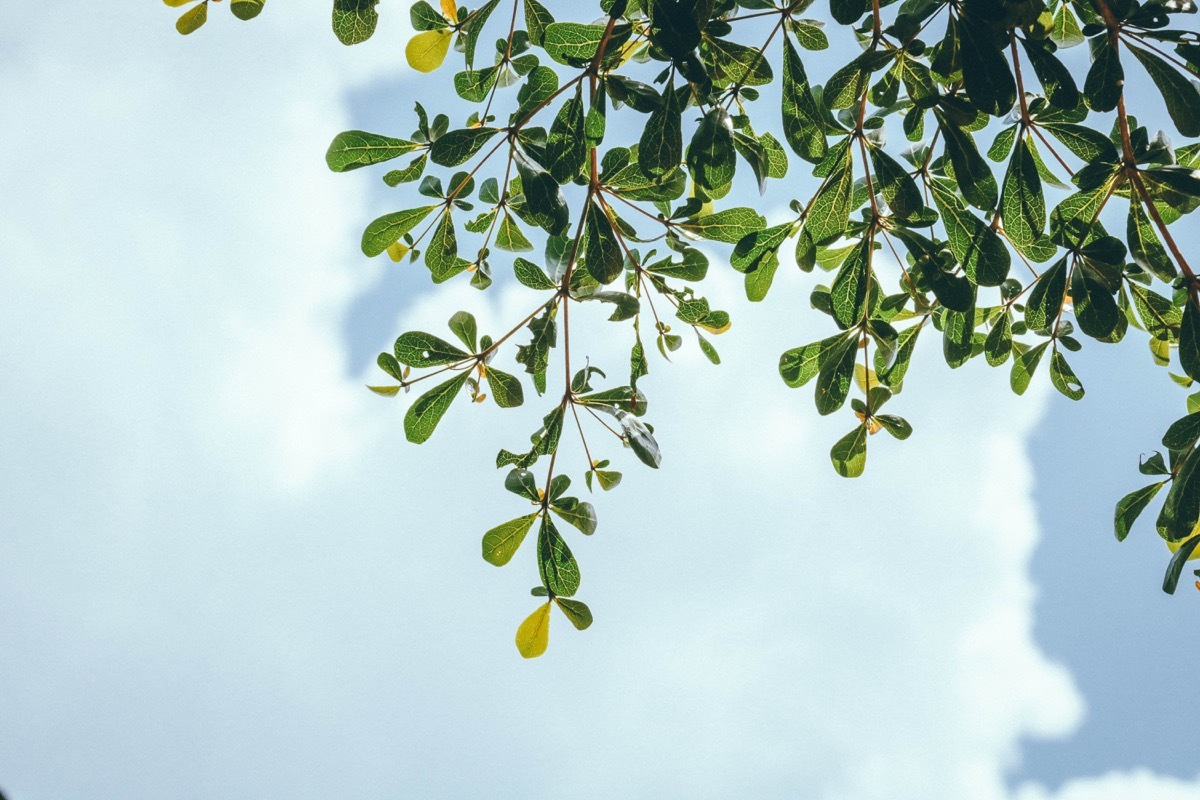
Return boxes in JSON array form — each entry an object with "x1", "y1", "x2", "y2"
[
  {"x1": 333, "y1": 0, "x2": 379, "y2": 45},
  {"x1": 546, "y1": 88, "x2": 587, "y2": 183},
  {"x1": 554, "y1": 598, "x2": 593, "y2": 630},
  {"x1": 537, "y1": 514, "x2": 581, "y2": 597},
  {"x1": 1114, "y1": 483, "x2": 1164, "y2": 542},
  {"x1": 1181, "y1": 301, "x2": 1200, "y2": 382},
  {"x1": 639, "y1": 80, "x2": 683, "y2": 178},
  {"x1": 586, "y1": 201, "x2": 624, "y2": 284},
  {"x1": 431, "y1": 127, "x2": 500, "y2": 168},
  {"x1": 1129, "y1": 45, "x2": 1200, "y2": 137},
  {"x1": 551, "y1": 496, "x2": 598, "y2": 535}
]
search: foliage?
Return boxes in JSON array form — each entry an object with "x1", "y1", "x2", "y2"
[{"x1": 166, "y1": 0, "x2": 1200, "y2": 655}]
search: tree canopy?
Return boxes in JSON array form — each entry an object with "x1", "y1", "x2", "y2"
[{"x1": 165, "y1": 0, "x2": 1200, "y2": 656}]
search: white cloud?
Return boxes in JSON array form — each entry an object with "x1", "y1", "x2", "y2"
[{"x1": 0, "y1": 4, "x2": 1196, "y2": 800}]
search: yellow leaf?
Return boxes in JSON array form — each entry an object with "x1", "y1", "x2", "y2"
[
  {"x1": 1168, "y1": 529, "x2": 1200, "y2": 562},
  {"x1": 163, "y1": 0, "x2": 196, "y2": 6},
  {"x1": 515, "y1": 602, "x2": 551, "y2": 659},
  {"x1": 406, "y1": 29, "x2": 452, "y2": 73},
  {"x1": 854, "y1": 364, "x2": 877, "y2": 393},
  {"x1": 688, "y1": 180, "x2": 714, "y2": 217},
  {"x1": 367, "y1": 385, "x2": 402, "y2": 397},
  {"x1": 700, "y1": 320, "x2": 731, "y2": 335},
  {"x1": 386, "y1": 241, "x2": 410, "y2": 262},
  {"x1": 440, "y1": 0, "x2": 459, "y2": 23},
  {"x1": 1149, "y1": 337, "x2": 1170, "y2": 367}
]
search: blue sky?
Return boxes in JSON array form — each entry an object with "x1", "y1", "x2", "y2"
[{"x1": 1, "y1": 3, "x2": 1198, "y2": 799}]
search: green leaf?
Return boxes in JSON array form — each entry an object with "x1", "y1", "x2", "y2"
[
  {"x1": 701, "y1": 36, "x2": 773, "y2": 88},
  {"x1": 830, "y1": 424, "x2": 868, "y2": 478},
  {"x1": 878, "y1": 323, "x2": 921, "y2": 388},
  {"x1": 514, "y1": 149, "x2": 571, "y2": 236},
  {"x1": 1024, "y1": 257, "x2": 1068, "y2": 332},
  {"x1": 1011, "y1": 341, "x2": 1050, "y2": 395},
  {"x1": 504, "y1": 468, "x2": 540, "y2": 501},
  {"x1": 546, "y1": 87, "x2": 588, "y2": 183},
  {"x1": 645, "y1": 248, "x2": 709, "y2": 281},
  {"x1": 806, "y1": 146, "x2": 853, "y2": 243},
  {"x1": 1050, "y1": 3, "x2": 1084, "y2": 49},
  {"x1": 486, "y1": 367, "x2": 525, "y2": 408},
  {"x1": 1001, "y1": 137, "x2": 1046, "y2": 253},
  {"x1": 780, "y1": 334, "x2": 851, "y2": 388},
  {"x1": 1129, "y1": 45, "x2": 1200, "y2": 138},
  {"x1": 1042, "y1": 123, "x2": 1118, "y2": 164},
  {"x1": 404, "y1": 372, "x2": 469, "y2": 444},
  {"x1": 1071, "y1": 265, "x2": 1119, "y2": 339},
  {"x1": 554, "y1": 598, "x2": 593, "y2": 630},
  {"x1": 830, "y1": 238, "x2": 870, "y2": 328},
  {"x1": 781, "y1": 36, "x2": 826, "y2": 163},
  {"x1": 515, "y1": 305, "x2": 557, "y2": 394},
  {"x1": 482, "y1": 513, "x2": 539, "y2": 566},
  {"x1": 409, "y1": 1, "x2": 446, "y2": 30},
  {"x1": 687, "y1": 107, "x2": 737, "y2": 198},
  {"x1": 939, "y1": 116, "x2": 998, "y2": 211},
  {"x1": 586, "y1": 201, "x2": 624, "y2": 285},
  {"x1": 175, "y1": 1, "x2": 208, "y2": 35},
  {"x1": 1163, "y1": 533, "x2": 1200, "y2": 594},
  {"x1": 430, "y1": 127, "x2": 500, "y2": 168},
  {"x1": 959, "y1": 16, "x2": 1016, "y2": 115},
  {"x1": 815, "y1": 335, "x2": 858, "y2": 414},
  {"x1": 231, "y1": 0, "x2": 266, "y2": 21},
  {"x1": 454, "y1": 67, "x2": 499, "y2": 102},
  {"x1": 1128, "y1": 201, "x2": 1176, "y2": 282},
  {"x1": 425, "y1": 211, "x2": 467, "y2": 282},
  {"x1": 333, "y1": 0, "x2": 379, "y2": 45},
  {"x1": 524, "y1": 0, "x2": 554, "y2": 46},
  {"x1": 543, "y1": 21, "x2": 631, "y2": 64},
  {"x1": 461, "y1": 0, "x2": 500, "y2": 69},
  {"x1": 513, "y1": 257, "x2": 557, "y2": 290},
  {"x1": 383, "y1": 155, "x2": 428, "y2": 186},
  {"x1": 551, "y1": 497, "x2": 597, "y2": 535},
  {"x1": 537, "y1": 515, "x2": 581, "y2": 597},
  {"x1": 496, "y1": 213, "x2": 534, "y2": 252},
  {"x1": 638, "y1": 80, "x2": 682, "y2": 178},
  {"x1": 869, "y1": 147, "x2": 924, "y2": 222},
  {"x1": 1182, "y1": 301, "x2": 1200, "y2": 382},
  {"x1": 361, "y1": 205, "x2": 438, "y2": 258},
  {"x1": 1083, "y1": 39, "x2": 1122, "y2": 112},
  {"x1": 1049, "y1": 349, "x2": 1084, "y2": 400},
  {"x1": 394, "y1": 330, "x2": 469, "y2": 367},
  {"x1": 984, "y1": 311, "x2": 1013, "y2": 366},
  {"x1": 875, "y1": 414, "x2": 912, "y2": 440},
  {"x1": 744, "y1": 253, "x2": 780, "y2": 302},
  {"x1": 1114, "y1": 482, "x2": 1164, "y2": 542},
  {"x1": 1163, "y1": 412, "x2": 1200, "y2": 452},
  {"x1": 678, "y1": 208, "x2": 766, "y2": 244},
  {"x1": 830, "y1": 0, "x2": 867, "y2": 24},
  {"x1": 619, "y1": 411, "x2": 661, "y2": 468},
  {"x1": 1020, "y1": 38, "x2": 1079, "y2": 110},
  {"x1": 448, "y1": 311, "x2": 478, "y2": 351},
  {"x1": 648, "y1": 0, "x2": 702, "y2": 60}
]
